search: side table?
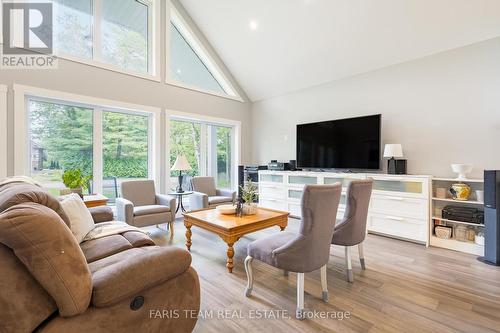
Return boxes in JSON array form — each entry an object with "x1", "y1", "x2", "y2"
[{"x1": 168, "y1": 191, "x2": 193, "y2": 213}]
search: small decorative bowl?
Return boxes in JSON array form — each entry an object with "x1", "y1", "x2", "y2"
[{"x1": 216, "y1": 204, "x2": 237, "y2": 215}]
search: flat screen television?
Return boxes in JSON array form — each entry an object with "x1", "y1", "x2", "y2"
[{"x1": 296, "y1": 114, "x2": 381, "y2": 170}]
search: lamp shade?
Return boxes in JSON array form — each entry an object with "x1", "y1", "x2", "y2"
[
  {"x1": 383, "y1": 144, "x2": 403, "y2": 158},
  {"x1": 171, "y1": 155, "x2": 192, "y2": 171}
]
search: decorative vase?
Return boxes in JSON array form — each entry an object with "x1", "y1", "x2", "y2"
[
  {"x1": 242, "y1": 203, "x2": 258, "y2": 215},
  {"x1": 449, "y1": 183, "x2": 471, "y2": 201}
]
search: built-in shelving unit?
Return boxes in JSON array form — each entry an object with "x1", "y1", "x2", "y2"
[{"x1": 430, "y1": 178, "x2": 484, "y2": 256}]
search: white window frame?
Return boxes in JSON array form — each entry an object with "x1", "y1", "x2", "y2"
[
  {"x1": 33, "y1": 0, "x2": 160, "y2": 81},
  {"x1": 0, "y1": 85, "x2": 7, "y2": 179},
  {"x1": 1, "y1": 0, "x2": 159, "y2": 80},
  {"x1": 166, "y1": 4, "x2": 243, "y2": 102},
  {"x1": 13, "y1": 84, "x2": 162, "y2": 194},
  {"x1": 166, "y1": 109, "x2": 241, "y2": 191}
]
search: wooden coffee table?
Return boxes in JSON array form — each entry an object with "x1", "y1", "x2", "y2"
[{"x1": 183, "y1": 207, "x2": 289, "y2": 273}]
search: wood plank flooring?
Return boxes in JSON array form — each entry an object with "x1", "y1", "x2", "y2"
[{"x1": 147, "y1": 218, "x2": 500, "y2": 333}]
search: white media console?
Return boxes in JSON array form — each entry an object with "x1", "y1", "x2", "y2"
[{"x1": 258, "y1": 170, "x2": 431, "y2": 245}]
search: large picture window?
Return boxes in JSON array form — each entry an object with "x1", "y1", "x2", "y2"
[
  {"x1": 29, "y1": 99, "x2": 94, "y2": 196},
  {"x1": 101, "y1": 0, "x2": 149, "y2": 73},
  {"x1": 28, "y1": 97, "x2": 154, "y2": 203},
  {"x1": 52, "y1": 0, "x2": 93, "y2": 59},
  {"x1": 169, "y1": 117, "x2": 234, "y2": 191},
  {"x1": 103, "y1": 111, "x2": 150, "y2": 202},
  {"x1": 169, "y1": 23, "x2": 226, "y2": 95},
  {"x1": 168, "y1": 8, "x2": 240, "y2": 99},
  {"x1": 50, "y1": 0, "x2": 155, "y2": 76}
]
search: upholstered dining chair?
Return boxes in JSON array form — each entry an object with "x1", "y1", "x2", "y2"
[
  {"x1": 244, "y1": 184, "x2": 342, "y2": 319},
  {"x1": 116, "y1": 180, "x2": 176, "y2": 233},
  {"x1": 332, "y1": 179, "x2": 373, "y2": 282},
  {"x1": 189, "y1": 176, "x2": 236, "y2": 211}
]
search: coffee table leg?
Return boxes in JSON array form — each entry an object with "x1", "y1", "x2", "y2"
[
  {"x1": 279, "y1": 221, "x2": 288, "y2": 231},
  {"x1": 226, "y1": 242, "x2": 235, "y2": 273},
  {"x1": 185, "y1": 223, "x2": 192, "y2": 251}
]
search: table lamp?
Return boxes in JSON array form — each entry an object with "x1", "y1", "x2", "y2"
[
  {"x1": 171, "y1": 155, "x2": 192, "y2": 193},
  {"x1": 383, "y1": 144, "x2": 406, "y2": 174}
]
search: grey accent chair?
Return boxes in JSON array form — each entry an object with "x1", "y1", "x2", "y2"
[
  {"x1": 116, "y1": 180, "x2": 176, "y2": 233},
  {"x1": 332, "y1": 179, "x2": 373, "y2": 282},
  {"x1": 244, "y1": 184, "x2": 342, "y2": 319},
  {"x1": 189, "y1": 177, "x2": 236, "y2": 211}
]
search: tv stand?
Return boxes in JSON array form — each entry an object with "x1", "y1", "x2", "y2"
[{"x1": 258, "y1": 170, "x2": 431, "y2": 245}]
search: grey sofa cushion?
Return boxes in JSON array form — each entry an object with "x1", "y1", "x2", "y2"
[
  {"x1": 208, "y1": 196, "x2": 233, "y2": 205},
  {"x1": 121, "y1": 180, "x2": 156, "y2": 207},
  {"x1": 191, "y1": 177, "x2": 217, "y2": 197},
  {"x1": 133, "y1": 205, "x2": 170, "y2": 217}
]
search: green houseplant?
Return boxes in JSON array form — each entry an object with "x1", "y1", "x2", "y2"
[
  {"x1": 240, "y1": 180, "x2": 258, "y2": 215},
  {"x1": 60, "y1": 169, "x2": 92, "y2": 196}
]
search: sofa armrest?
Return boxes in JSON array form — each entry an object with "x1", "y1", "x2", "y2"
[
  {"x1": 88, "y1": 206, "x2": 114, "y2": 223},
  {"x1": 91, "y1": 247, "x2": 192, "y2": 307},
  {"x1": 216, "y1": 189, "x2": 236, "y2": 203},
  {"x1": 115, "y1": 198, "x2": 134, "y2": 224},
  {"x1": 189, "y1": 192, "x2": 208, "y2": 211},
  {"x1": 156, "y1": 194, "x2": 176, "y2": 220}
]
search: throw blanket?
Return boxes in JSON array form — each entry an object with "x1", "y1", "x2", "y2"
[
  {"x1": 0, "y1": 176, "x2": 42, "y2": 187},
  {"x1": 83, "y1": 221, "x2": 148, "y2": 242}
]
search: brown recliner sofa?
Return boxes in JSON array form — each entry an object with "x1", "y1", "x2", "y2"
[{"x1": 0, "y1": 182, "x2": 200, "y2": 333}]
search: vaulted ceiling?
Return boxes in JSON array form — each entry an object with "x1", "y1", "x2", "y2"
[{"x1": 180, "y1": 0, "x2": 500, "y2": 102}]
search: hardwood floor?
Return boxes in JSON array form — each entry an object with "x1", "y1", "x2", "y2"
[{"x1": 148, "y1": 218, "x2": 500, "y2": 333}]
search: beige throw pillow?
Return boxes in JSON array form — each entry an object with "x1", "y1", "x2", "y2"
[{"x1": 59, "y1": 193, "x2": 95, "y2": 243}]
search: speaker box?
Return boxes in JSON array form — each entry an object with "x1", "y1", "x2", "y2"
[
  {"x1": 479, "y1": 170, "x2": 500, "y2": 265},
  {"x1": 238, "y1": 165, "x2": 244, "y2": 198}
]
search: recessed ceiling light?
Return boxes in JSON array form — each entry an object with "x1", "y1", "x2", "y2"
[{"x1": 249, "y1": 20, "x2": 258, "y2": 31}]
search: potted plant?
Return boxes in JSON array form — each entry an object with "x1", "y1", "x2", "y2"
[
  {"x1": 240, "y1": 180, "x2": 258, "y2": 215},
  {"x1": 60, "y1": 169, "x2": 92, "y2": 197}
]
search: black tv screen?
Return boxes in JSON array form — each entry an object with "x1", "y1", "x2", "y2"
[{"x1": 296, "y1": 114, "x2": 381, "y2": 170}]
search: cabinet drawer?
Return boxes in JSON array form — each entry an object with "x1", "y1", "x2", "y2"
[
  {"x1": 370, "y1": 195, "x2": 428, "y2": 219},
  {"x1": 372, "y1": 178, "x2": 428, "y2": 198},
  {"x1": 288, "y1": 189, "x2": 303, "y2": 200},
  {"x1": 288, "y1": 175, "x2": 318, "y2": 185},
  {"x1": 368, "y1": 213, "x2": 426, "y2": 242},
  {"x1": 259, "y1": 186, "x2": 286, "y2": 200},
  {"x1": 259, "y1": 199, "x2": 287, "y2": 211},
  {"x1": 260, "y1": 174, "x2": 284, "y2": 184}
]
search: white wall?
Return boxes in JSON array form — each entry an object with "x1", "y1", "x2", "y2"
[{"x1": 251, "y1": 37, "x2": 500, "y2": 179}]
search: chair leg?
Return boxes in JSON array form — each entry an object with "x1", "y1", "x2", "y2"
[
  {"x1": 358, "y1": 242, "x2": 366, "y2": 270},
  {"x1": 345, "y1": 246, "x2": 353, "y2": 283},
  {"x1": 320, "y1": 265, "x2": 328, "y2": 302},
  {"x1": 244, "y1": 256, "x2": 254, "y2": 297},
  {"x1": 296, "y1": 273, "x2": 305, "y2": 320}
]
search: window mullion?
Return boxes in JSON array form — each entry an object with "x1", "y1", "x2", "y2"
[
  {"x1": 93, "y1": 0, "x2": 102, "y2": 61},
  {"x1": 93, "y1": 107, "x2": 103, "y2": 195},
  {"x1": 200, "y1": 124, "x2": 207, "y2": 177},
  {"x1": 209, "y1": 125, "x2": 218, "y2": 182}
]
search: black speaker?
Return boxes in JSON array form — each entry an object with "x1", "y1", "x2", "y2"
[
  {"x1": 479, "y1": 170, "x2": 500, "y2": 266},
  {"x1": 238, "y1": 165, "x2": 244, "y2": 198},
  {"x1": 387, "y1": 159, "x2": 407, "y2": 175}
]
